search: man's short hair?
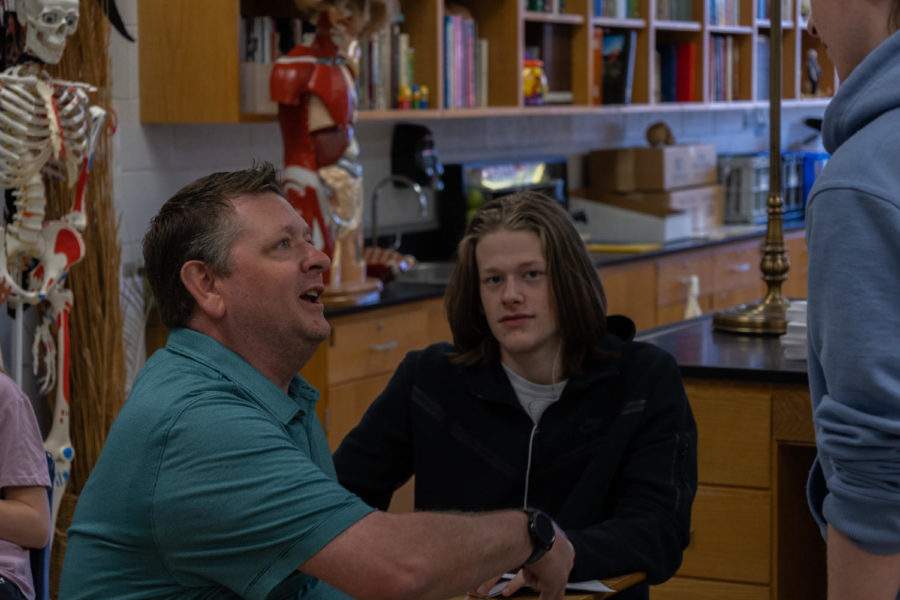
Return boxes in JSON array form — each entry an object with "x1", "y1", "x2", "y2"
[
  {"x1": 143, "y1": 162, "x2": 284, "y2": 328},
  {"x1": 445, "y1": 191, "x2": 611, "y2": 375}
]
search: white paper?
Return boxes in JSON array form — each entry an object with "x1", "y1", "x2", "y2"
[{"x1": 483, "y1": 573, "x2": 614, "y2": 597}]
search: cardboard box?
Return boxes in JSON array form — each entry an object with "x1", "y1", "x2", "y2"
[
  {"x1": 592, "y1": 184, "x2": 724, "y2": 237},
  {"x1": 589, "y1": 144, "x2": 718, "y2": 194}
]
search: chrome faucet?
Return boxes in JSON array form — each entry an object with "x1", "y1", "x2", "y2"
[{"x1": 369, "y1": 174, "x2": 428, "y2": 250}]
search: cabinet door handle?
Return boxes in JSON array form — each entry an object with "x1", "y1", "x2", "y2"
[
  {"x1": 729, "y1": 262, "x2": 752, "y2": 273},
  {"x1": 370, "y1": 340, "x2": 399, "y2": 352}
]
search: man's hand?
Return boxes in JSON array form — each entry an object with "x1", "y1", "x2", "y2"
[
  {"x1": 470, "y1": 522, "x2": 575, "y2": 599},
  {"x1": 504, "y1": 523, "x2": 575, "y2": 600}
]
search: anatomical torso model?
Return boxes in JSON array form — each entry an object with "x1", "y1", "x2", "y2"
[{"x1": 271, "y1": 0, "x2": 386, "y2": 300}]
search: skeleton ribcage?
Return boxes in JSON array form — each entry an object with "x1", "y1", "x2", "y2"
[
  {"x1": 0, "y1": 70, "x2": 89, "y2": 188},
  {"x1": 54, "y1": 85, "x2": 90, "y2": 184}
]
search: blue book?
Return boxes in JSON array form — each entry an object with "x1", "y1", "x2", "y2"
[
  {"x1": 657, "y1": 43, "x2": 677, "y2": 102},
  {"x1": 444, "y1": 16, "x2": 453, "y2": 108},
  {"x1": 602, "y1": 29, "x2": 636, "y2": 104}
]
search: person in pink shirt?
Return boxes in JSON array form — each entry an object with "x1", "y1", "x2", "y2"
[{"x1": 0, "y1": 372, "x2": 51, "y2": 600}]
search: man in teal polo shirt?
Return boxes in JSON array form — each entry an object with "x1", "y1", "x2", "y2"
[{"x1": 59, "y1": 163, "x2": 574, "y2": 600}]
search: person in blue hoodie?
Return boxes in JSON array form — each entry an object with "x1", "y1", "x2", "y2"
[{"x1": 805, "y1": 1, "x2": 900, "y2": 597}]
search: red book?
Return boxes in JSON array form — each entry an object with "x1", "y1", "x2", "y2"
[
  {"x1": 592, "y1": 28, "x2": 604, "y2": 104},
  {"x1": 466, "y1": 18, "x2": 476, "y2": 107},
  {"x1": 676, "y1": 42, "x2": 696, "y2": 102}
]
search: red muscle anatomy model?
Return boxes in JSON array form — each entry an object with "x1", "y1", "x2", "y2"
[{"x1": 271, "y1": 0, "x2": 387, "y2": 296}]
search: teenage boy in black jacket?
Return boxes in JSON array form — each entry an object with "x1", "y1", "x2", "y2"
[{"x1": 334, "y1": 191, "x2": 698, "y2": 599}]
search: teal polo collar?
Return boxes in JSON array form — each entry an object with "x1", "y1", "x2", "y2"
[{"x1": 165, "y1": 327, "x2": 319, "y2": 425}]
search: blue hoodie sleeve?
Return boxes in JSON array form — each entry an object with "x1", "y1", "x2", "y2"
[{"x1": 806, "y1": 185, "x2": 900, "y2": 555}]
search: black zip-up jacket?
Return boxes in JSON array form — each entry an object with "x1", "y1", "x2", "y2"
[{"x1": 333, "y1": 317, "x2": 697, "y2": 599}]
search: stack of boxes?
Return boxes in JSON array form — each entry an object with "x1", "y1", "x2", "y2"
[{"x1": 573, "y1": 143, "x2": 723, "y2": 243}]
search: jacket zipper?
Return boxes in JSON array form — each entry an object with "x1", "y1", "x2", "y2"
[{"x1": 523, "y1": 423, "x2": 539, "y2": 508}]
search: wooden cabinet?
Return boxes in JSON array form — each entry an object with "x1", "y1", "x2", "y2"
[
  {"x1": 301, "y1": 297, "x2": 451, "y2": 453},
  {"x1": 300, "y1": 296, "x2": 449, "y2": 514},
  {"x1": 597, "y1": 259, "x2": 658, "y2": 332},
  {"x1": 137, "y1": 0, "x2": 833, "y2": 123},
  {"x1": 598, "y1": 228, "x2": 807, "y2": 331},
  {"x1": 656, "y1": 249, "x2": 715, "y2": 326},
  {"x1": 651, "y1": 577, "x2": 769, "y2": 600},
  {"x1": 679, "y1": 485, "x2": 772, "y2": 583},
  {"x1": 325, "y1": 304, "x2": 430, "y2": 386},
  {"x1": 651, "y1": 376, "x2": 826, "y2": 600},
  {"x1": 782, "y1": 228, "x2": 808, "y2": 299},
  {"x1": 710, "y1": 238, "x2": 765, "y2": 309}
]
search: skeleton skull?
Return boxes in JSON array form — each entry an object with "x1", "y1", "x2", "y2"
[{"x1": 23, "y1": 0, "x2": 80, "y2": 65}]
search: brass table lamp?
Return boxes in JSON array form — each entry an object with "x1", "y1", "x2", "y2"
[{"x1": 713, "y1": 0, "x2": 791, "y2": 335}]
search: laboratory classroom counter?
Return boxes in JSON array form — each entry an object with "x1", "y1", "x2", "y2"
[{"x1": 636, "y1": 313, "x2": 825, "y2": 600}]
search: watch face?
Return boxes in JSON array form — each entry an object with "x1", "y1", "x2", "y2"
[{"x1": 532, "y1": 511, "x2": 555, "y2": 547}]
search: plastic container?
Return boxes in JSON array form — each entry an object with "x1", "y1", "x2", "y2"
[
  {"x1": 523, "y1": 59, "x2": 548, "y2": 105},
  {"x1": 718, "y1": 152, "x2": 809, "y2": 224}
]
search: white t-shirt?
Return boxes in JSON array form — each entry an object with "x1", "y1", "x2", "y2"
[{"x1": 502, "y1": 364, "x2": 568, "y2": 425}]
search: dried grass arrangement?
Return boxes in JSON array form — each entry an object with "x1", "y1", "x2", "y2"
[{"x1": 42, "y1": 0, "x2": 126, "y2": 593}]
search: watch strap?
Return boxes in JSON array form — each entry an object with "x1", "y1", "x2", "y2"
[{"x1": 523, "y1": 508, "x2": 555, "y2": 564}]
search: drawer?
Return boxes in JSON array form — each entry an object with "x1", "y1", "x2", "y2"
[
  {"x1": 657, "y1": 295, "x2": 713, "y2": 327},
  {"x1": 685, "y1": 380, "x2": 771, "y2": 488},
  {"x1": 657, "y1": 250, "x2": 712, "y2": 307},
  {"x1": 422, "y1": 297, "x2": 453, "y2": 345},
  {"x1": 327, "y1": 304, "x2": 428, "y2": 384},
  {"x1": 596, "y1": 260, "x2": 657, "y2": 332},
  {"x1": 783, "y1": 231, "x2": 808, "y2": 300},
  {"x1": 711, "y1": 240, "x2": 761, "y2": 294},
  {"x1": 325, "y1": 372, "x2": 393, "y2": 450},
  {"x1": 678, "y1": 485, "x2": 772, "y2": 584},
  {"x1": 712, "y1": 283, "x2": 766, "y2": 311},
  {"x1": 651, "y1": 576, "x2": 769, "y2": 600}
]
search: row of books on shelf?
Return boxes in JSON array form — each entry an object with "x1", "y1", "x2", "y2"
[
  {"x1": 657, "y1": 0, "x2": 694, "y2": 21},
  {"x1": 592, "y1": 29, "x2": 637, "y2": 105},
  {"x1": 656, "y1": 42, "x2": 697, "y2": 102},
  {"x1": 756, "y1": 33, "x2": 771, "y2": 99},
  {"x1": 594, "y1": 0, "x2": 640, "y2": 18},
  {"x1": 757, "y1": 0, "x2": 794, "y2": 20},
  {"x1": 709, "y1": 35, "x2": 740, "y2": 101},
  {"x1": 709, "y1": 0, "x2": 741, "y2": 26},
  {"x1": 240, "y1": 16, "x2": 303, "y2": 64},
  {"x1": 443, "y1": 13, "x2": 489, "y2": 109},
  {"x1": 525, "y1": 0, "x2": 567, "y2": 11},
  {"x1": 357, "y1": 16, "x2": 432, "y2": 110}
]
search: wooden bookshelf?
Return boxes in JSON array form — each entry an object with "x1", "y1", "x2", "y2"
[{"x1": 137, "y1": 0, "x2": 836, "y2": 123}]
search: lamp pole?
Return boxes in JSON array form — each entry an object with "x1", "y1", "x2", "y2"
[{"x1": 713, "y1": 0, "x2": 791, "y2": 334}]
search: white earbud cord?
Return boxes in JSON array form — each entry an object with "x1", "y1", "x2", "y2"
[{"x1": 523, "y1": 342, "x2": 563, "y2": 509}]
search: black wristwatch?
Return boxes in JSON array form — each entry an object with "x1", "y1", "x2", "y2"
[{"x1": 523, "y1": 508, "x2": 555, "y2": 564}]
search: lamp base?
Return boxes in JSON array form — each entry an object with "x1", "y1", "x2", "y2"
[
  {"x1": 712, "y1": 295, "x2": 791, "y2": 335},
  {"x1": 321, "y1": 277, "x2": 383, "y2": 308}
]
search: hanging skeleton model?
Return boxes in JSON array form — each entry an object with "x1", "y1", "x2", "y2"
[{"x1": 0, "y1": 0, "x2": 106, "y2": 535}]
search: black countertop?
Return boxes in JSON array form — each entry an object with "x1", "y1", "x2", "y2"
[
  {"x1": 587, "y1": 219, "x2": 806, "y2": 267},
  {"x1": 636, "y1": 313, "x2": 808, "y2": 384},
  {"x1": 325, "y1": 281, "x2": 446, "y2": 318},
  {"x1": 327, "y1": 220, "x2": 806, "y2": 318}
]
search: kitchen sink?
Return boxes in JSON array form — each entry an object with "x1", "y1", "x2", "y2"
[{"x1": 393, "y1": 261, "x2": 456, "y2": 285}]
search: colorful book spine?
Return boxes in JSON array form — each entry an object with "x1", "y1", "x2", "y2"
[
  {"x1": 465, "y1": 18, "x2": 476, "y2": 107},
  {"x1": 675, "y1": 42, "x2": 696, "y2": 101},
  {"x1": 444, "y1": 16, "x2": 453, "y2": 108}
]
